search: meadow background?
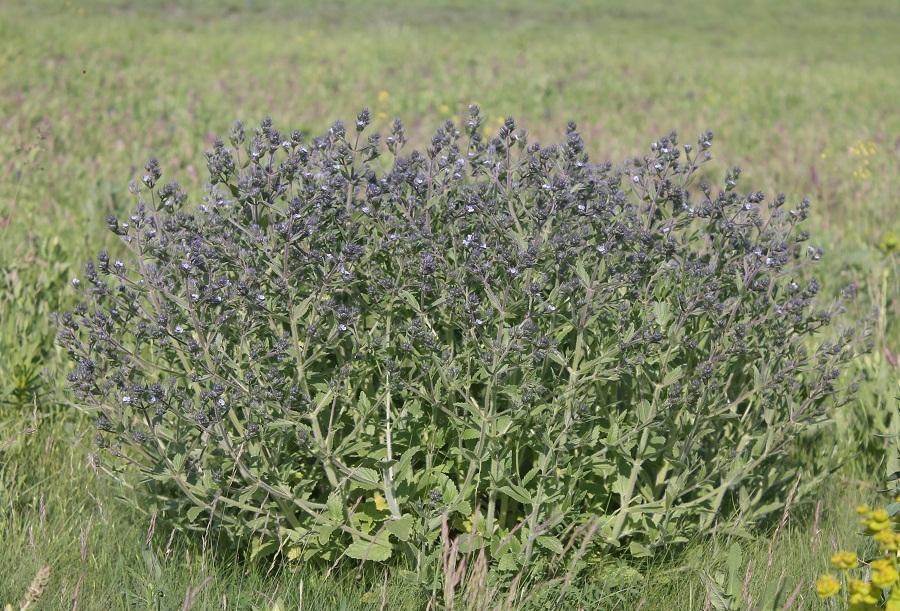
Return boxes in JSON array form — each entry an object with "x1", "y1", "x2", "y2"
[{"x1": 1, "y1": 0, "x2": 898, "y2": 608}]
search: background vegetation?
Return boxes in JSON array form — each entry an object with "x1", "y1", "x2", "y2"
[{"x1": 1, "y1": 0, "x2": 898, "y2": 608}]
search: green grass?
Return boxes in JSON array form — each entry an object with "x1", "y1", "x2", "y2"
[
  {"x1": 0, "y1": 423, "x2": 424, "y2": 610},
  {"x1": 1, "y1": 0, "x2": 899, "y2": 608}
]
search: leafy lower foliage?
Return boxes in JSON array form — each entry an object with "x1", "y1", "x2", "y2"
[
  {"x1": 55, "y1": 106, "x2": 872, "y2": 588},
  {"x1": 1, "y1": 235, "x2": 74, "y2": 414}
]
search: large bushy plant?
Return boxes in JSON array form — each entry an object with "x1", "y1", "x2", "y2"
[{"x1": 56, "y1": 106, "x2": 871, "y2": 585}]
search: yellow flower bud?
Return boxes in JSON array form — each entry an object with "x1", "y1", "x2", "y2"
[
  {"x1": 869, "y1": 509, "x2": 895, "y2": 534},
  {"x1": 816, "y1": 574, "x2": 841, "y2": 598},
  {"x1": 831, "y1": 551, "x2": 859, "y2": 570},
  {"x1": 848, "y1": 577, "x2": 881, "y2": 606},
  {"x1": 875, "y1": 529, "x2": 897, "y2": 546},
  {"x1": 871, "y1": 559, "x2": 900, "y2": 589}
]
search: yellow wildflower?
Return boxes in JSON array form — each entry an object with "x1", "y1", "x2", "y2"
[
  {"x1": 875, "y1": 528, "x2": 900, "y2": 549},
  {"x1": 871, "y1": 558, "x2": 900, "y2": 589},
  {"x1": 373, "y1": 494, "x2": 388, "y2": 511},
  {"x1": 831, "y1": 551, "x2": 859, "y2": 570},
  {"x1": 849, "y1": 578, "x2": 881, "y2": 607},
  {"x1": 868, "y1": 508, "x2": 894, "y2": 534},
  {"x1": 378, "y1": 91, "x2": 389, "y2": 102},
  {"x1": 816, "y1": 574, "x2": 841, "y2": 598},
  {"x1": 881, "y1": 232, "x2": 900, "y2": 255},
  {"x1": 857, "y1": 505, "x2": 873, "y2": 515}
]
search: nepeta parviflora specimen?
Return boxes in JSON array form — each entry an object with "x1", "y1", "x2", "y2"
[{"x1": 56, "y1": 106, "x2": 872, "y2": 579}]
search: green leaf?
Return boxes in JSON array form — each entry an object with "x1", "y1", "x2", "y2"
[
  {"x1": 346, "y1": 466, "x2": 381, "y2": 489},
  {"x1": 250, "y1": 537, "x2": 279, "y2": 561},
  {"x1": 317, "y1": 525, "x2": 336, "y2": 546},
  {"x1": 345, "y1": 532, "x2": 393, "y2": 562},
  {"x1": 726, "y1": 542, "x2": 742, "y2": 599},
  {"x1": 327, "y1": 495, "x2": 344, "y2": 521},
  {"x1": 536, "y1": 535, "x2": 564, "y2": 555},
  {"x1": 186, "y1": 506, "x2": 205, "y2": 522},
  {"x1": 705, "y1": 572, "x2": 734, "y2": 611},
  {"x1": 497, "y1": 551, "x2": 518, "y2": 572},
  {"x1": 457, "y1": 533, "x2": 485, "y2": 554},
  {"x1": 653, "y1": 301, "x2": 671, "y2": 327},
  {"x1": 637, "y1": 399, "x2": 654, "y2": 423},
  {"x1": 498, "y1": 484, "x2": 532, "y2": 505},
  {"x1": 399, "y1": 290, "x2": 420, "y2": 313},
  {"x1": 357, "y1": 391, "x2": 371, "y2": 411},
  {"x1": 662, "y1": 365, "x2": 683, "y2": 386},
  {"x1": 574, "y1": 261, "x2": 591, "y2": 287},
  {"x1": 554, "y1": 323, "x2": 574, "y2": 343},
  {"x1": 522, "y1": 467, "x2": 540, "y2": 487},
  {"x1": 482, "y1": 284, "x2": 504, "y2": 314},
  {"x1": 374, "y1": 458, "x2": 397, "y2": 470},
  {"x1": 628, "y1": 541, "x2": 653, "y2": 557},
  {"x1": 395, "y1": 447, "x2": 419, "y2": 482},
  {"x1": 386, "y1": 514, "x2": 415, "y2": 541},
  {"x1": 453, "y1": 500, "x2": 472, "y2": 516}
]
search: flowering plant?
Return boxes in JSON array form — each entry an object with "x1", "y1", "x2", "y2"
[
  {"x1": 818, "y1": 503, "x2": 900, "y2": 610},
  {"x1": 57, "y1": 107, "x2": 871, "y2": 588}
]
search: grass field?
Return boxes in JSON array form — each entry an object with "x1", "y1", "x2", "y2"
[{"x1": 1, "y1": 0, "x2": 899, "y2": 608}]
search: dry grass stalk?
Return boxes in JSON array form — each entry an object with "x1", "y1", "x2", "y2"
[
  {"x1": 0, "y1": 427, "x2": 36, "y2": 453},
  {"x1": 71, "y1": 513, "x2": 94, "y2": 611},
  {"x1": 38, "y1": 493, "x2": 46, "y2": 543},
  {"x1": 812, "y1": 498, "x2": 822, "y2": 553},
  {"x1": 439, "y1": 511, "x2": 466, "y2": 610},
  {"x1": 462, "y1": 547, "x2": 496, "y2": 611},
  {"x1": 180, "y1": 575, "x2": 214, "y2": 611},
  {"x1": 146, "y1": 510, "x2": 157, "y2": 548},
  {"x1": 164, "y1": 528, "x2": 177, "y2": 563},
  {"x1": 87, "y1": 491, "x2": 106, "y2": 525},
  {"x1": 378, "y1": 568, "x2": 389, "y2": 611},
  {"x1": 15, "y1": 563, "x2": 51, "y2": 611},
  {"x1": 426, "y1": 510, "x2": 507, "y2": 611},
  {"x1": 556, "y1": 515, "x2": 600, "y2": 601},
  {"x1": 428, "y1": 510, "x2": 593, "y2": 611},
  {"x1": 28, "y1": 526, "x2": 36, "y2": 565},
  {"x1": 779, "y1": 577, "x2": 804, "y2": 610},
  {"x1": 201, "y1": 492, "x2": 221, "y2": 573},
  {"x1": 767, "y1": 472, "x2": 802, "y2": 572},
  {"x1": 741, "y1": 558, "x2": 753, "y2": 607},
  {"x1": 774, "y1": 567, "x2": 787, "y2": 603}
]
